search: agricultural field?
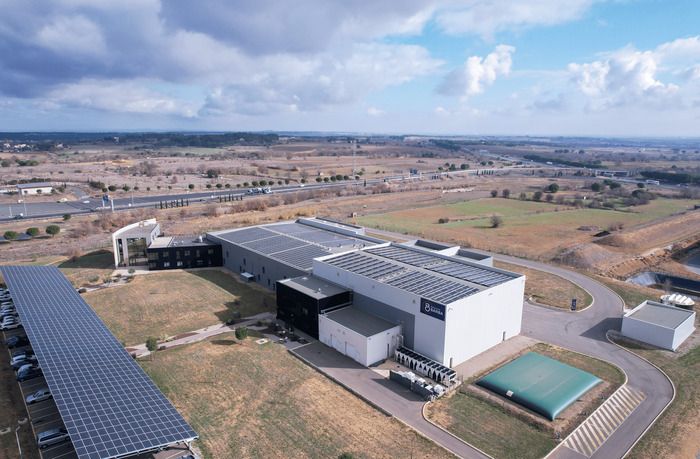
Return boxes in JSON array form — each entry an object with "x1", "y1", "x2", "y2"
[
  {"x1": 141, "y1": 334, "x2": 453, "y2": 459},
  {"x1": 495, "y1": 261, "x2": 593, "y2": 310},
  {"x1": 426, "y1": 343, "x2": 624, "y2": 459},
  {"x1": 357, "y1": 197, "x2": 697, "y2": 260},
  {"x1": 85, "y1": 269, "x2": 275, "y2": 345}
]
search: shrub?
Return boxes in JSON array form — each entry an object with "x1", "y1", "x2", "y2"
[
  {"x1": 26, "y1": 227, "x2": 40, "y2": 237},
  {"x1": 338, "y1": 454, "x2": 354, "y2": 459},
  {"x1": 146, "y1": 336, "x2": 159, "y2": 353},
  {"x1": 519, "y1": 192, "x2": 527, "y2": 200},
  {"x1": 490, "y1": 189, "x2": 498, "y2": 198},
  {"x1": 438, "y1": 217, "x2": 450, "y2": 224},
  {"x1": 546, "y1": 183, "x2": 559, "y2": 193},
  {"x1": 206, "y1": 184, "x2": 212, "y2": 189},
  {"x1": 533, "y1": 191, "x2": 543, "y2": 201},
  {"x1": 545, "y1": 193, "x2": 554, "y2": 202},
  {"x1": 63, "y1": 213, "x2": 71, "y2": 221},
  {"x1": 188, "y1": 184, "x2": 195, "y2": 190},
  {"x1": 235, "y1": 327, "x2": 248, "y2": 340},
  {"x1": 501, "y1": 189, "x2": 510, "y2": 198},
  {"x1": 45, "y1": 225, "x2": 60, "y2": 237},
  {"x1": 591, "y1": 182, "x2": 602, "y2": 192},
  {"x1": 490, "y1": 215, "x2": 503, "y2": 228},
  {"x1": 3, "y1": 230, "x2": 18, "y2": 240},
  {"x1": 108, "y1": 185, "x2": 117, "y2": 192}
]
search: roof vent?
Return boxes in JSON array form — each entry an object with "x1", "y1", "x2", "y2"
[{"x1": 198, "y1": 235, "x2": 203, "y2": 243}]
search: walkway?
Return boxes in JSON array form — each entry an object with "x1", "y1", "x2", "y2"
[{"x1": 127, "y1": 312, "x2": 275, "y2": 358}]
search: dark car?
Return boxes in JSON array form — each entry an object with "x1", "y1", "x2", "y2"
[
  {"x1": 12, "y1": 349, "x2": 34, "y2": 359},
  {"x1": 17, "y1": 365, "x2": 42, "y2": 382},
  {"x1": 11, "y1": 355, "x2": 38, "y2": 370},
  {"x1": 6, "y1": 335, "x2": 29, "y2": 348}
]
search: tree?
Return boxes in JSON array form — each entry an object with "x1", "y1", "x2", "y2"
[
  {"x1": 316, "y1": 177, "x2": 322, "y2": 183},
  {"x1": 188, "y1": 184, "x2": 195, "y2": 190},
  {"x1": 533, "y1": 191, "x2": 543, "y2": 201},
  {"x1": 122, "y1": 185, "x2": 130, "y2": 192},
  {"x1": 3, "y1": 230, "x2": 18, "y2": 240},
  {"x1": 146, "y1": 336, "x2": 158, "y2": 360},
  {"x1": 546, "y1": 183, "x2": 559, "y2": 193},
  {"x1": 490, "y1": 215, "x2": 503, "y2": 228},
  {"x1": 591, "y1": 182, "x2": 602, "y2": 192},
  {"x1": 235, "y1": 327, "x2": 248, "y2": 341},
  {"x1": 216, "y1": 183, "x2": 223, "y2": 189},
  {"x1": 45, "y1": 225, "x2": 60, "y2": 237},
  {"x1": 206, "y1": 168, "x2": 220, "y2": 178},
  {"x1": 519, "y1": 192, "x2": 527, "y2": 200},
  {"x1": 62, "y1": 214, "x2": 71, "y2": 221},
  {"x1": 546, "y1": 193, "x2": 554, "y2": 202},
  {"x1": 206, "y1": 184, "x2": 212, "y2": 189},
  {"x1": 26, "y1": 227, "x2": 40, "y2": 237},
  {"x1": 501, "y1": 189, "x2": 511, "y2": 199},
  {"x1": 490, "y1": 189, "x2": 498, "y2": 198},
  {"x1": 637, "y1": 182, "x2": 645, "y2": 188},
  {"x1": 460, "y1": 163, "x2": 469, "y2": 170},
  {"x1": 108, "y1": 185, "x2": 117, "y2": 192}
]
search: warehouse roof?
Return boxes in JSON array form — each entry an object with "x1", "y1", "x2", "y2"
[
  {"x1": 17, "y1": 181, "x2": 53, "y2": 189},
  {"x1": 626, "y1": 300, "x2": 695, "y2": 329},
  {"x1": 278, "y1": 276, "x2": 350, "y2": 300},
  {"x1": 320, "y1": 243, "x2": 522, "y2": 305},
  {"x1": 149, "y1": 235, "x2": 216, "y2": 248},
  {"x1": 207, "y1": 219, "x2": 380, "y2": 271},
  {"x1": 324, "y1": 307, "x2": 398, "y2": 337}
]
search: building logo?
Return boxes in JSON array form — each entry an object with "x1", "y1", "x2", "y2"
[{"x1": 420, "y1": 299, "x2": 445, "y2": 321}]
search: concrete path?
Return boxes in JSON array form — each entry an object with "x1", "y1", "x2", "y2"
[{"x1": 128, "y1": 312, "x2": 275, "y2": 358}]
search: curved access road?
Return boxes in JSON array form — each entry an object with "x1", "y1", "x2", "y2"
[{"x1": 490, "y1": 252, "x2": 674, "y2": 459}]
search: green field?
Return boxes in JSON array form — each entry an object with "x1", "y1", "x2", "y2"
[
  {"x1": 357, "y1": 198, "x2": 696, "y2": 259},
  {"x1": 141, "y1": 336, "x2": 453, "y2": 459},
  {"x1": 85, "y1": 269, "x2": 275, "y2": 345}
]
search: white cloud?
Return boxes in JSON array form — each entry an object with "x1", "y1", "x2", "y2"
[
  {"x1": 367, "y1": 107, "x2": 385, "y2": 116},
  {"x1": 438, "y1": 45, "x2": 514, "y2": 98},
  {"x1": 35, "y1": 15, "x2": 107, "y2": 57},
  {"x1": 47, "y1": 80, "x2": 199, "y2": 117},
  {"x1": 567, "y1": 38, "x2": 700, "y2": 109},
  {"x1": 435, "y1": 0, "x2": 596, "y2": 39}
]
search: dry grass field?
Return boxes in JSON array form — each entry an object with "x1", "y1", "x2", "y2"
[
  {"x1": 357, "y1": 197, "x2": 697, "y2": 260},
  {"x1": 495, "y1": 261, "x2": 593, "y2": 309},
  {"x1": 426, "y1": 343, "x2": 624, "y2": 459},
  {"x1": 141, "y1": 335, "x2": 453, "y2": 459},
  {"x1": 85, "y1": 269, "x2": 275, "y2": 345}
]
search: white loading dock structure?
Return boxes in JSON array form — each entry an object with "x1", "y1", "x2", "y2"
[
  {"x1": 319, "y1": 307, "x2": 402, "y2": 366},
  {"x1": 314, "y1": 243, "x2": 525, "y2": 368},
  {"x1": 621, "y1": 300, "x2": 696, "y2": 351}
]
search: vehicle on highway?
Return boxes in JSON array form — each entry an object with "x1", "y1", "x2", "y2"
[
  {"x1": 37, "y1": 428, "x2": 70, "y2": 449},
  {"x1": 6, "y1": 335, "x2": 29, "y2": 348},
  {"x1": 26, "y1": 387, "x2": 52, "y2": 405},
  {"x1": 13, "y1": 214, "x2": 24, "y2": 219},
  {"x1": 17, "y1": 365, "x2": 42, "y2": 382}
]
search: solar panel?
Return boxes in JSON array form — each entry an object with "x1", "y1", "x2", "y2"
[
  {"x1": 271, "y1": 244, "x2": 331, "y2": 270},
  {"x1": 265, "y1": 223, "x2": 311, "y2": 235},
  {"x1": 0, "y1": 266, "x2": 197, "y2": 459},
  {"x1": 216, "y1": 227, "x2": 276, "y2": 244},
  {"x1": 367, "y1": 245, "x2": 517, "y2": 287},
  {"x1": 324, "y1": 251, "x2": 478, "y2": 304},
  {"x1": 243, "y1": 235, "x2": 307, "y2": 254}
]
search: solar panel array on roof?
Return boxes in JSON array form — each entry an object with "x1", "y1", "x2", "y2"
[
  {"x1": 211, "y1": 222, "x2": 375, "y2": 271},
  {"x1": 367, "y1": 245, "x2": 517, "y2": 287},
  {"x1": 0, "y1": 266, "x2": 197, "y2": 459},
  {"x1": 324, "y1": 251, "x2": 478, "y2": 304}
]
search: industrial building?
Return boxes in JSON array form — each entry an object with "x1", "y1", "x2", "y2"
[
  {"x1": 112, "y1": 219, "x2": 221, "y2": 270},
  {"x1": 16, "y1": 181, "x2": 54, "y2": 195},
  {"x1": 112, "y1": 216, "x2": 525, "y2": 369},
  {"x1": 621, "y1": 300, "x2": 696, "y2": 351}
]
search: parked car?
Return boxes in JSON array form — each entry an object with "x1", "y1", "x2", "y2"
[
  {"x1": 17, "y1": 365, "x2": 42, "y2": 382},
  {"x1": 12, "y1": 355, "x2": 38, "y2": 370},
  {"x1": 26, "y1": 387, "x2": 52, "y2": 405},
  {"x1": 1, "y1": 311, "x2": 18, "y2": 320},
  {"x1": 12, "y1": 349, "x2": 34, "y2": 359},
  {"x1": 37, "y1": 428, "x2": 70, "y2": 449},
  {"x1": 1, "y1": 321, "x2": 23, "y2": 331},
  {"x1": 6, "y1": 335, "x2": 29, "y2": 348}
]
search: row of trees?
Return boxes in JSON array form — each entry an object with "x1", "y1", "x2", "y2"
[{"x1": 3, "y1": 225, "x2": 60, "y2": 241}]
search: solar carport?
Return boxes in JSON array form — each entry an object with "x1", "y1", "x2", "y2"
[
  {"x1": 1, "y1": 266, "x2": 198, "y2": 459},
  {"x1": 476, "y1": 352, "x2": 602, "y2": 421}
]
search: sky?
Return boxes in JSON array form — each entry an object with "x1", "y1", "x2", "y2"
[{"x1": 0, "y1": 0, "x2": 699, "y2": 136}]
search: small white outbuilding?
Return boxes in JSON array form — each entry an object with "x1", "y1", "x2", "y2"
[
  {"x1": 319, "y1": 307, "x2": 402, "y2": 366},
  {"x1": 621, "y1": 300, "x2": 696, "y2": 351}
]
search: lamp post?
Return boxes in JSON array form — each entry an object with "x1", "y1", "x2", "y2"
[{"x1": 18, "y1": 199, "x2": 27, "y2": 217}]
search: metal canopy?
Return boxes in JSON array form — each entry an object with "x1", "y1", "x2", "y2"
[{"x1": 0, "y1": 266, "x2": 197, "y2": 459}]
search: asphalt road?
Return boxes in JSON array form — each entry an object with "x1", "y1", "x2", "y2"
[{"x1": 360, "y1": 229, "x2": 674, "y2": 459}]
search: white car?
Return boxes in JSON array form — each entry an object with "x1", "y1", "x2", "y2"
[
  {"x1": 26, "y1": 387, "x2": 52, "y2": 405},
  {"x1": 37, "y1": 428, "x2": 70, "y2": 449},
  {"x1": 0, "y1": 320, "x2": 22, "y2": 330}
]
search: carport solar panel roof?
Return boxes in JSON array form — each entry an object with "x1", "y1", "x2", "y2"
[{"x1": 0, "y1": 266, "x2": 197, "y2": 459}]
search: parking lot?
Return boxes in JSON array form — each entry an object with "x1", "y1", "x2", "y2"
[{"x1": 3, "y1": 327, "x2": 78, "y2": 459}]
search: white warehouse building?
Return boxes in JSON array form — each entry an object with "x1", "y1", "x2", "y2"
[
  {"x1": 313, "y1": 243, "x2": 525, "y2": 368},
  {"x1": 621, "y1": 300, "x2": 696, "y2": 351}
]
